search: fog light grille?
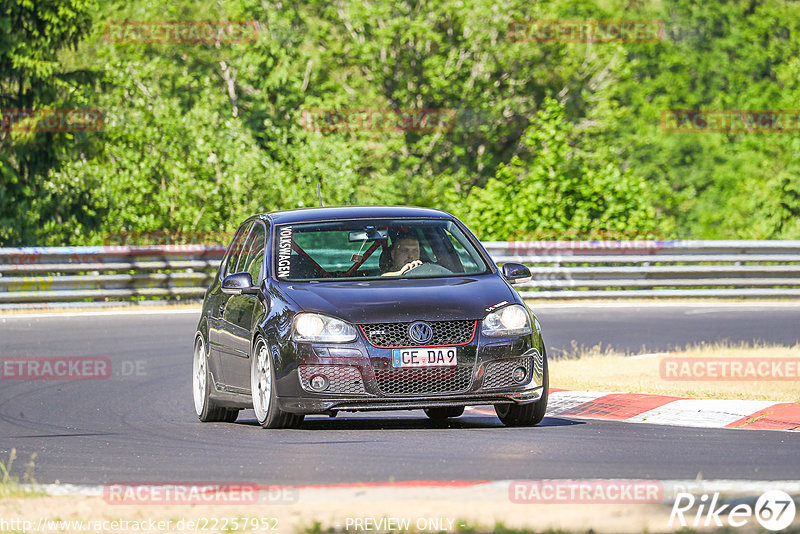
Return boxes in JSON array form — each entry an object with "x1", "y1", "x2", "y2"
[
  {"x1": 483, "y1": 357, "x2": 534, "y2": 390},
  {"x1": 298, "y1": 365, "x2": 366, "y2": 395}
]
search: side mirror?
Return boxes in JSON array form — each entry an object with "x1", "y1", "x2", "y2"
[
  {"x1": 501, "y1": 262, "x2": 532, "y2": 285},
  {"x1": 221, "y1": 272, "x2": 260, "y2": 295}
]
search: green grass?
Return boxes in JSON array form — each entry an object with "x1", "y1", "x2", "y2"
[{"x1": 0, "y1": 448, "x2": 41, "y2": 498}]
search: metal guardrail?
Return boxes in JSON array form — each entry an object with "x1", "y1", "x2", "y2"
[
  {"x1": 1, "y1": 241, "x2": 800, "y2": 308},
  {"x1": 483, "y1": 240, "x2": 800, "y2": 299},
  {"x1": 0, "y1": 245, "x2": 224, "y2": 307}
]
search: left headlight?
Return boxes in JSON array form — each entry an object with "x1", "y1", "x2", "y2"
[
  {"x1": 293, "y1": 313, "x2": 358, "y2": 343},
  {"x1": 481, "y1": 304, "x2": 532, "y2": 337}
]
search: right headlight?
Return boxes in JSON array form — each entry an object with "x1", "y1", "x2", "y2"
[
  {"x1": 293, "y1": 313, "x2": 357, "y2": 343},
  {"x1": 481, "y1": 304, "x2": 532, "y2": 337}
]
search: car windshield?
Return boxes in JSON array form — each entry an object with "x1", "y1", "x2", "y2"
[{"x1": 273, "y1": 218, "x2": 491, "y2": 281}]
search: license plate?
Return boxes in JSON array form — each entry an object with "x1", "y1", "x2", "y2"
[{"x1": 392, "y1": 348, "x2": 457, "y2": 367}]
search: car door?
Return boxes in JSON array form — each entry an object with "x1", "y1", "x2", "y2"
[
  {"x1": 217, "y1": 220, "x2": 267, "y2": 391},
  {"x1": 209, "y1": 221, "x2": 252, "y2": 387}
]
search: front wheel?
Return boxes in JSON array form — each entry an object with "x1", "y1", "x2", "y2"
[
  {"x1": 495, "y1": 350, "x2": 549, "y2": 427},
  {"x1": 193, "y1": 335, "x2": 239, "y2": 423},
  {"x1": 250, "y1": 338, "x2": 304, "y2": 429}
]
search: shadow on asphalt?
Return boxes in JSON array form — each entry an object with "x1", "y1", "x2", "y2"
[
  {"x1": 232, "y1": 414, "x2": 585, "y2": 431},
  {"x1": 537, "y1": 416, "x2": 584, "y2": 427}
]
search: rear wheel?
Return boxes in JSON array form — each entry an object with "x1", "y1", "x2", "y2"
[
  {"x1": 193, "y1": 335, "x2": 239, "y2": 423},
  {"x1": 251, "y1": 338, "x2": 304, "y2": 429},
  {"x1": 495, "y1": 350, "x2": 549, "y2": 427},
  {"x1": 424, "y1": 406, "x2": 465, "y2": 421}
]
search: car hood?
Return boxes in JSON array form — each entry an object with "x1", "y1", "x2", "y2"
[{"x1": 279, "y1": 275, "x2": 516, "y2": 324}]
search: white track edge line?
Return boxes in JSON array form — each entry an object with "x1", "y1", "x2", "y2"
[{"x1": 23, "y1": 480, "x2": 800, "y2": 498}]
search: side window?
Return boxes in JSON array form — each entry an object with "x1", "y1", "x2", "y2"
[
  {"x1": 241, "y1": 222, "x2": 266, "y2": 283},
  {"x1": 223, "y1": 221, "x2": 253, "y2": 278}
]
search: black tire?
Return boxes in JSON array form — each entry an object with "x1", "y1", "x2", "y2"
[
  {"x1": 193, "y1": 334, "x2": 241, "y2": 423},
  {"x1": 250, "y1": 337, "x2": 304, "y2": 429},
  {"x1": 424, "y1": 406, "x2": 465, "y2": 420},
  {"x1": 495, "y1": 349, "x2": 549, "y2": 427}
]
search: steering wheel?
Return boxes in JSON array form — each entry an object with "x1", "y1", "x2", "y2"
[{"x1": 402, "y1": 262, "x2": 452, "y2": 277}]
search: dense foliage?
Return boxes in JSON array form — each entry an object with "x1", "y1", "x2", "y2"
[{"x1": 1, "y1": 0, "x2": 799, "y2": 245}]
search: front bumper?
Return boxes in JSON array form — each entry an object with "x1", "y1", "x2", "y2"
[
  {"x1": 277, "y1": 387, "x2": 544, "y2": 414},
  {"x1": 274, "y1": 330, "x2": 545, "y2": 414}
]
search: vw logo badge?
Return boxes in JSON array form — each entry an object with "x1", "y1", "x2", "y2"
[{"x1": 408, "y1": 321, "x2": 433, "y2": 344}]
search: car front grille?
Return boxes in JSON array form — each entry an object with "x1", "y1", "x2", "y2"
[
  {"x1": 482, "y1": 356, "x2": 534, "y2": 390},
  {"x1": 298, "y1": 365, "x2": 367, "y2": 395},
  {"x1": 360, "y1": 320, "x2": 476, "y2": 348},
  {"x1": 373, "y1": 365, "x2": 473, "y2": 395}
]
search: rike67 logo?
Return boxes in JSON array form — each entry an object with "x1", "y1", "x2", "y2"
[{"x1": 669, "y1": 490, "x2": 796, "y2": 531}]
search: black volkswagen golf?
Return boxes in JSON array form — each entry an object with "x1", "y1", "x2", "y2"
[{"x1": 193, "y1": 206, "x2": 548, "y2": 428}]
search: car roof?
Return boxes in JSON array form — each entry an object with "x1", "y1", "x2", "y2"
[{"x1": 258, "y1": 206, "x2": 456, "y2": 225}]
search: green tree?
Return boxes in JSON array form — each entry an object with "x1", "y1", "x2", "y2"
[
  {"x1": 0, "y1": 0, "x2": 96, "y2": 245},
  {"x1": 12, "y1": 0, "x2": 800, "y2": 244},
  {"x1": 458, "y1": 98, "x2": 659, "y2": 240},
  {"x1": 37, "y1": 0, "x2": 375, "y2": 243},
  {"x1": 601, "y1": 0, "x2": 800, "y2": 238}
]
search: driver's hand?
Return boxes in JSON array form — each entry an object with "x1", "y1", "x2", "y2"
[{"x1": 400, "y1": 260, "x2": 423, "y2": 274}]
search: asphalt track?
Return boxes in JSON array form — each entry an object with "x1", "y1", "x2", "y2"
[{"x1": 0, "y1": 303, "x2": 799, "y2": 485}]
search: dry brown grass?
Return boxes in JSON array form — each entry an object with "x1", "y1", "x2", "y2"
[{"x1": 550, "y1": 342, "x2": 800, "y2": 402}]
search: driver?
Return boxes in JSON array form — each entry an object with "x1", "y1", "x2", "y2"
[{"x1": 381, "y1": 235, "x2": 423, "y2": 276}]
